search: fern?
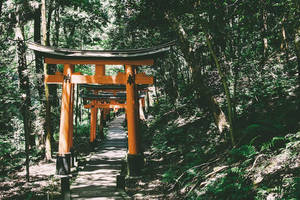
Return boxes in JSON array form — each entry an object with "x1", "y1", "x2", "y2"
[{"x1": 261, "y1": 136, "x2": 287, "y2": 151}]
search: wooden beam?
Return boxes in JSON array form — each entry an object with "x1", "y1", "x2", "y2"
[
  {"x1": 44, "y1": 58, "x2": 154, "y2": 66},
  {"x1": 45, "y1": 73, "x2": 153, "y2": 85},
  {"x1": 135, "y1": 73, "x2": 154, "y2": 84},
  {"x1": 95, "y1": 64, "x2": 105, "y2": 76},
  {"x1": 71, "y1": 73, "x2": 126, "y2": 84},
  {"x1": 45, "y1": 74, "x2": 63, "y2": 84},
  {"x1": 84, "y1": 103, "x2": 126, "y2": 109}
]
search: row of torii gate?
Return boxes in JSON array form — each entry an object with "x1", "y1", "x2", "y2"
[
  {"x1": 82, "y1": 84, "x2": 149, "y2": 143},
  {"x1": 28, "y1": 41, "x2": 174, "y2": 196}
]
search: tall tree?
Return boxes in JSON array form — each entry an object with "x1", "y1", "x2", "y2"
[
  {"x1": 42, "y1": 0, "x2": 52, "y2": 160},
  {"x1": 15, "y1": 0, "x2": 31, "y2": 181}
]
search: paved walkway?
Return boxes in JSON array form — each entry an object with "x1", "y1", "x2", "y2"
[{"x1": 71, "y1": 115, "x2": 128, "y2": 200}]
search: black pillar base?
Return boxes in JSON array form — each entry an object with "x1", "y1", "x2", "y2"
[
  {"x1": 116, "y1": 175, "x2": 125, "y2": 189},
  {"x1": 89, "y1": 141, "x2": 96, "y2": 150},
  {"x1": 56, "y1": 153, "x2": 71, "y2": 175},
  {"x1": 61, "y1": 177, "x2": 71, "y2": 200},
  {"x1": 127, "y1": 154, "x2": 144, "y2": 177},
  {"x1": 70, "y1": 148, "x2": 79, "y2": 168}
]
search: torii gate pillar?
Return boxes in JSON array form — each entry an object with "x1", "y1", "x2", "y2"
[
  {"x1": 125, "y1": 65, "x2": 144, "y2": 176},
  {"x1": 56, "y1": 64, "x2": 73, "y2": 176}
]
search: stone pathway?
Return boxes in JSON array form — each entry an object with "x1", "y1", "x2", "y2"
[{"x1": 71, "y1": 115, "x2": 129, "y2": 200}]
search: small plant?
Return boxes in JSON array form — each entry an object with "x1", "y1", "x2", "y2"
[
  {"x1": 201, "y1": 169, "x2": 255, "y2": 200},
  {"x1": 261, "y1": 136, "x2": 287, "y2": 152},
  {"x1": 229, "y1": 145, "x2": 257, "y2": 162},
  {"x1": 162, "y1": 168, "x2": 177, "y2": 183}
]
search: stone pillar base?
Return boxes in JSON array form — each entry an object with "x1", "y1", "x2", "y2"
[{"x1": 127, "y1": 154, "x2": 144, "y2": 177}]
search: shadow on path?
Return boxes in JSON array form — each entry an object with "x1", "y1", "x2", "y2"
[{"x1": 71, "y1": 115, "x2": 128, "y2": 200}]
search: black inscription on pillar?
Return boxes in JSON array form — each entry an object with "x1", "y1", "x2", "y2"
[
  {"x1": 64, "y1": 74, "x2": 71, "y2": 82},
  {"x1": 127, "y1": 74, "x2": 135, "y2": 85}
]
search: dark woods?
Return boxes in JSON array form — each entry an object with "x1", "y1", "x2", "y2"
[{"x1": 0, "y1": 0, "x2": 300, "y2": 199}]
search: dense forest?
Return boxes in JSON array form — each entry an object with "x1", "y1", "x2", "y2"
[{"x1": 1, "y1": 0, "x2": 300, "y2": 199}]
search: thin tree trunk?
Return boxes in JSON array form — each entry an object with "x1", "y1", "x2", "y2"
[
  {"x1": 206, "y1": 34, "x2": 235, "y2": 146},
  {"x1": 0, "y1": 0, "x2": 3, "y2": 17},
  {"x1": 281, "y1": 17, "x2": 291, "y2": 72},
  {"x1": 295, "y1": 28, "x2": 300, "y2": 86},
  {"x1": 53, "y1": 0, "x2": 60, "y2": 45},
  {"x1": 16, "y1": 4, "x2": 31, "y2": 181},
  {"x1": 33, "y1": 6, "x2": 46, "y2": 150},
  {"x1": 34, "y1": 7, "x2": 43, "y2": 98},
  {"x1": 260, "y1": 3, "x2": 268, "y2": 70},
  {"x1": 294, "y1": 0, "x2": 300, "y2": 86},
  {"x1": 42, "y1": 0, "x2": 52, "y2": 161}
]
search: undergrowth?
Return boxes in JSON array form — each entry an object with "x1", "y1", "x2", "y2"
[{"x1": 144, "y1": 98, "x2": 300, "y2": 199}]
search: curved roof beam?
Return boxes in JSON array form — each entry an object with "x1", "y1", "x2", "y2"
[{"x1": 27, "y1": 41, "x2": 175, "y2": 60}]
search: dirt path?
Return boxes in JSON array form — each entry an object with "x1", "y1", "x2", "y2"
[{"x1": 71, "y1": 114, "x2": 129, "y2": 199}]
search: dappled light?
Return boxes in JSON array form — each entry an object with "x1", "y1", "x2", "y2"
[{"x1": 1, "y1": 0, "x2": 300, "y2": 199}]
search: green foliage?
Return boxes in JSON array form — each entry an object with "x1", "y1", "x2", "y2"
[
  {"x1": 201, "y1": 169, "x2": 255, "y2": 200},
  {"x1": 0, "y1": 137, "x2": 16, "y2": 174},
  {"x1": 261, "y1": 136, "x2": 287, "y2": 152},
  {"x1": 162, "y1": 168, "x2": 177, "y2": 183},
  {"x1": 241, "y1": 120, "x2": 285, "y2": 147},
  {"x1": 229, "y1": 145, "x2": 257, "y2": 162}
]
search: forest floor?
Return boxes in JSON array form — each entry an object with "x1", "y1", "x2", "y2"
[
  {"x1": 125, "y1": 150, "x2": 168, "y2": 200},
  {"x1": 0, "y1": 158, "x2": 61, "y2": 199}
]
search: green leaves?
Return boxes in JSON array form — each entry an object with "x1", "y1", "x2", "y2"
[{"x1": 230, "y1": 145, "x2": 257, "y2": 162}]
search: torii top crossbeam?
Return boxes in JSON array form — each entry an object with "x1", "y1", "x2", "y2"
[{"x1": 28, "y1": 41, "x2": 175, "y2": 65}]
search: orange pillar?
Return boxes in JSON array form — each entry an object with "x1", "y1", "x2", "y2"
[
  {"x1": 93, "y1": 91, "x2": 98, "y2": 142},
  {"x1": 125, "y1": 65, "x2": 139, "y2": 155},
  {"x1": 58, "y1": 64, "x2": 73, "y2": 155},
  {"x1": 90, "y1": 103, "x2": 97, "y2": 143},
  {"x1": 94, "y1": 107, "x2": 98, "y2": 141},
  {"x1": 69, "y1": 83, "x2": 74, "y2": 151},
  {"x1": 99, "y1": 109, "x2": 104, "y2": 140},
  {"x1": 56, "y1": 64, "x2": 73, "y2": 177}
]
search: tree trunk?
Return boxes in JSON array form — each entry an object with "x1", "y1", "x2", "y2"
[
  {"x1": 0, "y1": 0, "x2": 3, "y2": 17},
  {"x1": 42, "y1": 0, "x2": 52, "y2": 161},
  {"x1": 165, "y1": 12, "x2": 231, "y2": 137},
  {"x1": 33, "y1": 6, "x2": 47, "y2": 151},
  {"x1": 34, "y1": 7, "x2": 43, "y2": 98},
  {"x1": 260, "y1": 2, "x2": 268, "y2": 71},
  {"x1": 294, "y1": 0, "x2": 300, "y2": 87},
  {"x1": 16, "y1": 4, "x2": 31, "y2": 182},
  {"x1": 206, "y1": 34, "x2": 235, "y2": 146},
  {"x1": 280, "y1": 17, "x2": 291, "y2": 74},
  {"x1": 53, "y1": 0, "x2": 60, "y2": 45},
  {"x1": 295, "y1": 28, "x2": 300, "y2": 86}
]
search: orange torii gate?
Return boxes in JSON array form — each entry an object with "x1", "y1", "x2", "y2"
[
  {"x1": 82, "y1": 84, "x2": 149, "y2": 120},
  {"x1": 82, "y1": 92, "x2": 146, "y2": 143},
  {"x1": 28, "y1": 41, "x2": 174, "y2": 197}
]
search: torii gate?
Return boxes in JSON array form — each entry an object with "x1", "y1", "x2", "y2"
[
  {"x1": 82, "y1": 92, "x2": 146, "y2": 143},
  {"x1": 81, "y1": 84, "x2": 149, "y2": 119},
  {"x1": 28, "y1": 41, "x2": 173, "y2": 195}
]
